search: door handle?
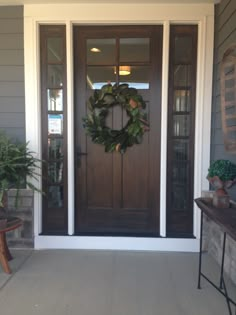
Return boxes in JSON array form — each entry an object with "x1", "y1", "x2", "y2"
[{"x1": 76, "y1": 150, "x2": 88, "y2": 167}]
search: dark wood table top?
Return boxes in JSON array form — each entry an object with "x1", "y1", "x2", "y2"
[
  {"x1": 0, "y1": 217, "x2": 22, "y2": 233},
  {"x1": 195, "y1": 198, "x2": 236, "y2": 242}
]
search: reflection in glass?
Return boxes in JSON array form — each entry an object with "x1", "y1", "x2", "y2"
[
  {"x1": 174, "y1": 36, "x2": 192, "y2": 63},
  {"x1": 47, "y1": 89, "x2": 63, "y2": 111},
  {"x1": 87, "y1": 66, "x2": 116, "y2": 89},
  {"x1": 47, "y1": 37, "x2": 63, "y2": 63},
  {"x1": 173, "y1": 140, "x2": 189, "y2": 161},
  {"x1": 47, "y1": 65, "x2": 63, "y2": 87},
  {"x1": 48, "y1": 114, "x2": 63, "y2": 135},
  {"x1": 120, "y1": 66, "x2": 150, "y2": 89},
  {"x1": 174, "y1": 90, "x2": 190, "y2": 112},
  {"x1": 48, "y1": 186, "x2": 63, "y2": 208},
  {"x1": 87, "y1": 39, "x2": 116, "y2": 65},
  {"x1": 172, "y1": 162, "x2": 188, "y2": 182},
  {"x1": 48, "y1": 138, "x2": 63, "y2": 160},
  {"x1": 174, "y1": 65, "x2": 191, "y2": 87},
  {"x1": 171, "y1": 184, "x2": 188, "y2": 210},
  {"x1": 48, "y1": 162, "x2": 63, "y2": 183},
  {"x1": 120, "y1": 38, "x2": 150, "y2": 62},
  {"x1": 173, "y1": 115, "x2": 190, "y2": 137}
]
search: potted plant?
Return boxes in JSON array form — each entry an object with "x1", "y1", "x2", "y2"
[
  {"x1": 207, "y1": 159, "x2": 236, "y2": 208},
  {"x1": 0, "y1": 132, "x2": 43, "y2": 226}
]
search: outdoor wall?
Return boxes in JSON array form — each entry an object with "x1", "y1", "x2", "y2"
[
  {"x1": 211, "y1": 0, "x2": 236, "y2": 200},
  {"x1": 207, "y1": 0, "x2": 236, "y2": 285},
  {"x1": 0, "y1": 6, "x2": 25, "y2": 142}
]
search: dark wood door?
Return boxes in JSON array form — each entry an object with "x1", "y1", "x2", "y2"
[{"x1": 74, "y1": 26, "x2": 162, "y2": 236}]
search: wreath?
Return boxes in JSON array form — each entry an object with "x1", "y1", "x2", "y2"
[{"x1": 83, "y1": 83, "x2": 149, "y2": 154}]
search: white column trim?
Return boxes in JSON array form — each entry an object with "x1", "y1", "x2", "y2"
[
  {"x1": 66, "y1": 21, "x2": 75, "y2": 235},
  {"x1": 193, "y1": 15, "x2": 214, "y2": 238},
  {"x1": 159, "y1": 21, "x2": 170, "y2": 237},
  {"x1": 24, "y1": 17, "x2": 42, "y2": 235}
]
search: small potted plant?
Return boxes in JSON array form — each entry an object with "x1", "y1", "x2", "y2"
[
  {"x1": 207, "y1": 159, "x2": 236, "y2": 208},
  {"x1": 0, "y1": 132, "x2": 43, "y2": 226}
]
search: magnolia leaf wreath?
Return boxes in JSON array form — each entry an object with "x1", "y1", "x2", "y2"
[{"x1": 83, "y1": 83, "x2": 149, "y2": 154}]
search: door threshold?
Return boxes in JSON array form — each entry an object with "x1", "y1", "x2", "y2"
[{"x1": 35, "y1": 235, "x2": 199, "y2": 252}]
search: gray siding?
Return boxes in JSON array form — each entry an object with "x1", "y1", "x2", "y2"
[
  {"x1": 211, "y1": 0, "x2": 236, "y2": 199},
  {"x1": 0, "y1": 6, "x2": 25, "y2": 142}
]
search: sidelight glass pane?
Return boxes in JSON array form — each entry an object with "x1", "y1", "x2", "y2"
[
  {"x1": 48, "y1": 114, "x2": 63, "y2": 135},
  {"x1": 120, "y1": 66, "x2": 150, "y2": 89},
  {"x1": 120, "y1": 38, "x2": 150, "y2": 62},
  {"x1": 87, "y1": 39, "x2": 116, "y2": 65},
  {"x1": 47, "y1": 37, "x2": 63, "y2": 63},
  {"x1": 171, "y1": 184, "x2": 188, "y2": 210},
  {"x1": 172, "y1": 162, "x2": 188, "y2": 183},
  {"x1": 174, "y1": 90, "x2": 190, "y2": 112},
  {"x1": 47, "y1": 65, "x2": 63, "y2": 87},
  {"x1": 48, "y1": 138, "x2": 63, "y2": 160},
  {"x1": 173, "y1": 140, "x2": 189, "y2": 161},
  {"x1": 48, "y1": 186, "x2": 63, "y2": 208},
  {"x1": 48, "y1": 162, "x2": 63, "y2": 183},
  {"x1": 173, "y1": 115, "x2": 190, "y2": 137},
  {"x1": 174, "y1": 65, "x2": 192, "y2": 87},
  {"x1": 47, "y1": 89, "x2": 63, "y2": 111},
  {"x1": 87, "y1": 66, "x2": 116, "y2": 89},
  {"x1": 174, "y1": 36, "x2": 192, "y2": 63}
]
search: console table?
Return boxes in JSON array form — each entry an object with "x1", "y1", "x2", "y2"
[
  {"x1": 195, "y1": 198, "x2": 236, "y2": 315},
  {"x1": 0, "y1": 217, "x2": 22, "y2": 274}
]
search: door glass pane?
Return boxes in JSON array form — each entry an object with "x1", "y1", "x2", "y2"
[
  {"x1": 87, "y1": 39, "x2": 116, "y2": 65},
  {"x1": 120, "y1": 38, "x2": 150, "y2": 62},
  {"x1": 48, "y1": 114, "x2": 63, "y2": 135},
  {"x1": 174, "y1": 36, "x2": 192, "y2": 63},
  {"x1": 173, "y1": 115, "x2": 190, "y2": 136},
  {"x1": 48, "y1": 162, "x2": 63, "y2": 183},
  {"x1": 48, "y1": 186, "x2": 63, "y2": 208},
  {"x1": 120, "y1": 66, "x2": 150, "y2": 89},
  {"x1": 173, "y1": 139, "x2": 189, "y2": 161},
  {"x1": 171, "y1": 184, "x2": 188, "y2": 210},
  {"x1": 174, "y1": 90, "x2": 190, "y2": 112},
  {"x1": 47, "y1": 65, "x2": 63, "y2": 87},
  {"x1": 47, "y1": 37, "x2": 63, "y2": 63},
  {"x1": 47, "y1": 89, "x2": 63, "y2": 111},
  {"x1": 174, "y1": 65, "x2": 192, "y2": 87},
  {"x1": 48, "y1": 138, "x2": 63, "y2": 160},
  {"x1": 87, "y1": 66, "x2": 116, "y2": 89}
]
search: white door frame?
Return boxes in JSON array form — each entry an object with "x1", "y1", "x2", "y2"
[{"x1": 24, "y1": 3, "x2": 214, "y2": 251}]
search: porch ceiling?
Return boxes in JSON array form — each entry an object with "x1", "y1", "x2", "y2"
[{"x1": 0, "y1": 0, "x2": 221, "y2": 5}]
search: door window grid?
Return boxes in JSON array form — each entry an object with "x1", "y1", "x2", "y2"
[{"x1": 40, "y1": 25, "x2": 68, "y2": 234}]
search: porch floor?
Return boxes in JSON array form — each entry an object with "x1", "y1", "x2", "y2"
[{"x1": 0, "y1": 250, "x2": 235, "y2": 315}]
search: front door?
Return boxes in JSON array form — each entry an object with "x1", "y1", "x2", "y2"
[{"x1": 74, "y1": 26, "x2": 162, "y2": 236}]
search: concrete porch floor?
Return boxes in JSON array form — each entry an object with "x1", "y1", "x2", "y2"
[{"x1": 0, "y1": 250, "x2": 235, "y2": 315}]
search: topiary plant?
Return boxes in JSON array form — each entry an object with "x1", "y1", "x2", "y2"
[{"x1": 207, "y1": 159, "x2": 236, "y2": 195}]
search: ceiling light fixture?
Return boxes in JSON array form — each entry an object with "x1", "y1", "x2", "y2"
[
  {"x1": 90, "y1": 47, "x2": 101, "y2": 53},
  {"x1": 114, "y1": 66, "x2": 131, "y2": 76}
]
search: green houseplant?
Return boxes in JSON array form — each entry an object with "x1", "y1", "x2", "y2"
[
  {"x1": 207, "y1": 159, "x2": 236, "y2": 207},
  {"x1": 0, "y1": 132, "x2": 43, "y2": 219}
]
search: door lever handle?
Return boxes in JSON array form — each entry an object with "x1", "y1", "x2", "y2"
[
  {"x1": 76, "y1": 150, "x2": 88, "y2": 168},
  {"x1": 77, "y1": 152, "x2": 88, "y2": 156}
]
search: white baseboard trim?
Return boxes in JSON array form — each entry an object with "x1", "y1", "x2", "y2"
[{"x1": 35, "y1": 236, "x2": 200, "y2": 252}]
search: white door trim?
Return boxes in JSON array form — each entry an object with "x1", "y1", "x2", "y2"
[{"x1": 24, "y1": 3, "x2": 214, "y2": 251}]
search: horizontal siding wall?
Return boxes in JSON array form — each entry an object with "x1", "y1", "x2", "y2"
[
  {"x1": 0, "y1": 6, "x2": 25, "y2": 141},
  {"x1": 211, "y1": 0, "x2": 236, "y2": 199}
]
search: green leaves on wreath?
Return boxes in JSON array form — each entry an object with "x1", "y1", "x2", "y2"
[{"x1": 83, "y1": 83, "x2": 150, "y2": 153}]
